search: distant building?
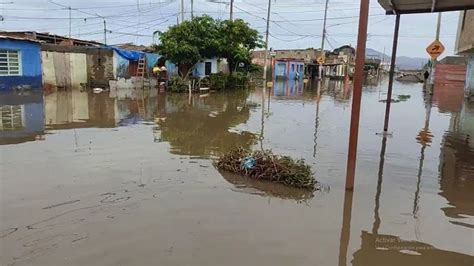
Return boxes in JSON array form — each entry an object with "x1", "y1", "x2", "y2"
[
  {"x1": 434, "y1": 56, "x2": 468, "y2": 91},
  {"x1": 325, "y1": 45, "x2": 356, "y2": 78},
  {"x1": 455, "y1": 10, "x2": 474, "y2": 99},
  {"x1": 252, "y1": 48, "x2": 323, "y2": 66},
  {"x1": 252, "y1": 46, "x2": 354, "y2": 79},
  {"x1": 0, "y1": 36, "x2": 42, "y2": 91},
  {"x1": 273, "y1": 58, "x2": 305, "y2": 80}
]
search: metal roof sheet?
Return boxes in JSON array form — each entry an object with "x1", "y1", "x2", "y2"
[
  {"x1": 0, "y1": 35, "x2": 42, "y2": 43},
  {"x1": 378, "y1": 0, "x2": 474, "y2": 14}
]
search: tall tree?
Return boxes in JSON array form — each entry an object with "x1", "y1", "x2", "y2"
[
  {"x1": 218, "y1": 19, "x2": 262, "y2": 73},
  {"x1": 156, "y1": 16, "x2": 220, "y2": 78},
  {"x1": 156, "y1": 16, "x2": 262, "y2": 78}
]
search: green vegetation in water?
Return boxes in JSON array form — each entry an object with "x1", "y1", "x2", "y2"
[
  {"x1": 169, "y1": 75, "x2": 189, "y2": 93},
  {"x1": 210, "y1": 72, "x2": 249, "y2": 90},
  {"x1": 397, "y1": 94, "x2": 411, "y2": 101},
  {"x1": 216, "y1": 148, "x2": 317, "y2": 190}
]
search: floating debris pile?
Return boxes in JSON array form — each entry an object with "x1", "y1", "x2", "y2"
[{"x1": 216, "y1": 148, "x2": 316, "y2": 190}]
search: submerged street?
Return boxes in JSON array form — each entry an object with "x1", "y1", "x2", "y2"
[{"x1": 1, "y1": 79, "x2": 473, "y2": 265}]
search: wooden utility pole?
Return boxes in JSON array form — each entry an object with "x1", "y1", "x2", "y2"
[
  {"x1": 230, "y1": 0, "x2": 234, "y2": 21},
  {"x1": 68, "y1": 6, "x2": 72, "y2": 38},
  {"x1": 319, "y1": 0, "x2": 329, "y2": 79},
  {"x1": 435, "y1": 12, "x2": 442, "y2": 41},
  {"x1": 428, "y1": 13, "x2": 442, "y2": 92},
  {"x1": 262, "y1": 0, "x2": 272, "y2": 80},
  {"x1": 181, "y1": 0, "x2": 184, "y2": 23},
  {"x1": 103, "y1": 19, "x2": 107, "y2": 44}
]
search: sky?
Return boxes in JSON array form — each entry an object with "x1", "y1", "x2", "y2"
[{"x1": 0, "y1": 0, "x2": 461, "y2": 58}]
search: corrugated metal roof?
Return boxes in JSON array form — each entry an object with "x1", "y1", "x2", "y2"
[
  {"x1": 0, "y1": 31, "x2": 102, "y2": 46},
  {"x1": 378, "y1": 0, "x2": 474, "y2": 14},
  {"x1": 0, "y1": 35, "x2": 42, "y2": 43}
]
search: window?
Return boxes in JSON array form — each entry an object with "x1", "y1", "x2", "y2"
[
  {"x1": 205, "y1": 62, "x2": 212, "y2": 76},
  {"x1": 0, "y1": 105, "x2": 24, "y2": 131},
  {"x1": 291, "y1": 64, "x2": 295, "y2": 72},
  {"x1": 0, "y1": 50, "x2": 21, "y2": 76}
]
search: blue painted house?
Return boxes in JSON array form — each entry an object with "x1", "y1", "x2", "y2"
[
  {"x1": 0, "y1": 36, "x2": 42, "y2": 91},
  {"x1": 273, "y1": 58, "x2": 305, "y2": 80}
]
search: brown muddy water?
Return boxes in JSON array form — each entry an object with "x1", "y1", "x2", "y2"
[{"x1": 1, "y1": 78, "x2": 473, "y2": 265}]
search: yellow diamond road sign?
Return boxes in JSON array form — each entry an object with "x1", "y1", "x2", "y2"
[
  {"x1": 317, "y1": 56, "x2": 325, "y2": 65},
  {"x1": 426, "y1": 40, "x2": 445, "y2": 60}
]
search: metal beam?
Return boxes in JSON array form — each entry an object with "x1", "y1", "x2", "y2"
[
  {"x1": 385, "y1": 5, "x2": 474, "y2": 14},
  {"x1": 345, "y1": 0, "x2": 370, "y2": 191},
  {"x1": 431, "y1": 0, "x2": 437, "y2": 12},
  {"x1": 388, "y1": 0, "x2": 397, "y2": 15},
  {"x1": 383, "y1": 14, "x2": 401, "y2": 132}
]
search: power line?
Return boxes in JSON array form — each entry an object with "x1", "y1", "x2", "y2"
[
  {"x1": 272, "y1": 14, "x2": 385, "y2": 22},
  {"x1": 269, "y1": 32, "x2": 310, "y2": 42},
  {"x1": 80, "y1": 14, "x2": 177, "y2": 37}
]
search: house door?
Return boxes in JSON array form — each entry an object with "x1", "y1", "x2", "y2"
[{"x1": 205, "y1": 62, "x2": 212, "y2": 76}]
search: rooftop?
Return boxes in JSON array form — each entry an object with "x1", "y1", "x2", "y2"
[
  {"x1": 378, "y1": 0, "x2": 474, "y2": 14},
  {"x1": 0, "y1": 31, "x2": 102, "y2": 46},
  {"x1": 0, "y1": 35, "x2": 42, "y2": 43}
]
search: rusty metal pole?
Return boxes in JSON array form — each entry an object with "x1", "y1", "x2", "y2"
[
  {"x1": 382, "y1": 14, "x2": 401, "y2": 133},
  {"x1": 345, "y1": 0, "x2": 370, "y2": 191}
]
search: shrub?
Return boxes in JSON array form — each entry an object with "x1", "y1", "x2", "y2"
[
  {"x1": 209, "y1": 72, "x2": 249, "y2": 90},
  {"x1": 169, "y1": 75, "x2": 189, "y2": 93},
  {"x1": 209, "y1": 72, "x2": 229, "y2": 90}
]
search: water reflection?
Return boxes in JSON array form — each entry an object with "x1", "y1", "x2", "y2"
[
  {"x1": 44, "y1": 90, "x2": 116, "y2": 129},
  {"x1": 413, "y1": 92, "x2": 434, "y2": 217},
  {"x1": 0, "y1": 91, "x2": 44, "y2": 145},
  {"x1": 155, "y1": 90, "x2": 257, "y2": 158},
  {"x1": 352, "y1": 231, "x2": 474, "y2": 265},
  {"x1": 1, "y1": 77, "x2": 474, "y2": 265},
  {"x1": 438, "y1": 100, "x2": 474, "y2": 223},
  {"x1": 339, "y1": 135, "x2": 474, "y2": 266},
  {"x1": 272, "y1": 78, "x2": 304, "y2": 97},
  {"x1": 219, "y1": 170, "x2": 315, "y2": 202},
  {"x1": 323, "y1": 78, "x2": 352, "y2": 102}
]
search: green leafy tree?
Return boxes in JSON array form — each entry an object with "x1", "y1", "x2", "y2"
[
  {"x1": 156, "y1": 16, "x2": 220, "y2": 78},
  {"x1": 155, "y1": 16, "x2": 262, "y2": 78},
  {"x1": 217, "y1": 19, "x2": 263, "y2": 73}
]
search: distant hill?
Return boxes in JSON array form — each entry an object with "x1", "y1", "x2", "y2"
[{"x1": 365, "y1": 48, "x2": 428, "y2": 70}]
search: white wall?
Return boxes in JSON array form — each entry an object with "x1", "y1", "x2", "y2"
[
  {"x1": 466, "y1": 55, "x2": 474, "y2": 98},
  {"x1": 194, "y1": 58, "x2": 219, "y2": 77},
  {"x1": 41, "y1": 51, "x2": 87, "y2": 89},
  {"x1": 70, "y1": 53, "x2": 87, "y2": 89}
]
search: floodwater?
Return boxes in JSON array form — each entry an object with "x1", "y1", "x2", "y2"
[{"x1": 1, "y1": 77, "x2": 473, "y2": 266}]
